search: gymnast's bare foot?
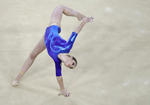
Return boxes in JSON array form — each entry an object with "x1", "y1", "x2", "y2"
[{"x1": 12, "y1": 79, "x2": 20, "y2": 87}]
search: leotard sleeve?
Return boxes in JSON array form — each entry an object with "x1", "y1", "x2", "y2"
[
  {"x1": 67, "y1": 32, "x2": 78, "y2": 44},
  {"x1": 55, "y1": 60, "x2": 62, "y2": 76},
  {"x1": 64, "y1": 32, "x2": 78, "y2": 52}
]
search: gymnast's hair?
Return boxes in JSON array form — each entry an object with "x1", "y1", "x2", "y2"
[
  {"x1": 72, "y1": 56, "x2": 77, "y2": 65},
  {"x1": 67, "y1": 55, "x2": 77, "y2": 69}
]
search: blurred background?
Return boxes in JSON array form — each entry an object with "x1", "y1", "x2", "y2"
[{"x1": 0, "y1": 0, "x2": 150, "y2": 105}]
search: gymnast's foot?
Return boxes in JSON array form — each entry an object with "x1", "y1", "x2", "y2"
[{"x1": 12, "y1": 79, "x2": 20, "y2": 87}]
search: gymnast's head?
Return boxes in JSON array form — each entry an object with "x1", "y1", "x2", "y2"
[{"x1": 58, "y1": 53, "x2": 77, "y2": 69}]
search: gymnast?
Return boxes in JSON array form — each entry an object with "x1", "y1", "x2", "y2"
[{"x1": 12, "y1": 5, "x2": 93, "y2": 97}]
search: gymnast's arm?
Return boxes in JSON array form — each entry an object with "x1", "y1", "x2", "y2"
[
  {"x1": 54, "y1": 62, "x2": 65, "y2": 90},
  {"x1": 56, "y1": 76, "x2": 65, "y2": 90},
  {"x1": 55, "y1": 62, "x2": 70, "y2": 97},
  {"x1": 66, "y1": 17, "x2": 93, "y2": 45},
  {"x1": 74, "y1": 16, "x2": 94, "y2": 34},
  {"x1": 56, "y1": 76, "x2": 70, "y2": 97}
]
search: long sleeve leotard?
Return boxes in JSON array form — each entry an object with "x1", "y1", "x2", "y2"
[{"x1": 44, "y1": 25, "x2": 78, "y2": 76}]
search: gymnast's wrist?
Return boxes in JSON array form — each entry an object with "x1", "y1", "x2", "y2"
[
  {"x1": 60, "y1": 88, "x2": 65, "y2": 91},
  {"x1": 81, "y1": 20, "x2": 87, "y2": 24}
]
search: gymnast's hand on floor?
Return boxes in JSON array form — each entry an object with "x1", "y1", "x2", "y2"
[{"x1": 58, "y1": 89, "x2": 70, "y2": 97}]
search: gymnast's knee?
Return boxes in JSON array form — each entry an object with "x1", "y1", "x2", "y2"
[
  {"x1": 56, "y1": 5, "x2": 65, "y2": 8},
  {"x1": 55, "y1": 5, "x2": 65, "y2": 11}
]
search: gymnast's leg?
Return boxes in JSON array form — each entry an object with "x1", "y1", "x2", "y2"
[
  {"x1": 50, "y1": 5, "x2": 86, "y2": 27},
  {"x1": 12, "y1": 36, "x2": 46, "y2": 86}
]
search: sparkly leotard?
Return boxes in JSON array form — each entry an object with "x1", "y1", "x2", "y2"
[{"x1": 44, "y1": 25, "x2": 78, "y2": 76}]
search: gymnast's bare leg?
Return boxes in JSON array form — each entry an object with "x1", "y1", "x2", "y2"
[{"x1": 12, "y1": 5, "x2": 86, "y2": 87}]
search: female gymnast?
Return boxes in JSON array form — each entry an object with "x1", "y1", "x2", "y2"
[{"x1": 12, "y1": 5, "x2": 93, "y2": 97}]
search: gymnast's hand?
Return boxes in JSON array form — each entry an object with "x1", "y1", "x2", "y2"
[
  {"x1": 58, "y1": 89, "x2": 70, "y2": 97},
  {"x1": 74, "y1": 16, "x2": 94, "y2": 33},
  {"x1": 82, "y1": 16, "x2": 94, "y2": 23}
]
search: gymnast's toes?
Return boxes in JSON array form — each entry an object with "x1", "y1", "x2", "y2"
[{"x1": 12, "y1": 80, "x2": 20, "y2": 87}]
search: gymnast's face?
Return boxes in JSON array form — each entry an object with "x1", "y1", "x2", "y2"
[{"x1": 64, "y1": 55, "x2": 77, "y2": 69}]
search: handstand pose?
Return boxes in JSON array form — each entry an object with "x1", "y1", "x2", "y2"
[{"x1": 12, "y1": 5, "x2": 93, "y2": 97}]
